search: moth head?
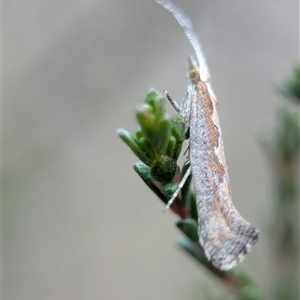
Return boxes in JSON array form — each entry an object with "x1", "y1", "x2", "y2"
[{"x1": 188, "y1": 56, "x2": 201, "y2": 83}]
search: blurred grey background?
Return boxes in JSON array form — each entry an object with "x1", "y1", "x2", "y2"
[{"x1": 3, "y1": 0, "x2": 298, "y2": 299}]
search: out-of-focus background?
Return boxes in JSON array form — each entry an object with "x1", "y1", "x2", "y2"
[{"x1": 3, "y1": 0, "x2": 298, "y2": 299}]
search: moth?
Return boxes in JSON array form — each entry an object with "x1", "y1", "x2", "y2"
[{"x1": 157, "y1": 0, "x2": 259, "y2": 270}]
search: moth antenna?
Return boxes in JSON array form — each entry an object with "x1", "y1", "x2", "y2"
[{"x1": 156, "y1": 0, "x2": 211, "y2": 82}]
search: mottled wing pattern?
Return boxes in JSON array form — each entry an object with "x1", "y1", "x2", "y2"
[{"x1": 189, "y1": 81, "x2": 259, "y2": 270}]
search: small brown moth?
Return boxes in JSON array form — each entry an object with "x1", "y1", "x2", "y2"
[{"x1": 157, "y1": 0, "x2": 259, "y2": 270}]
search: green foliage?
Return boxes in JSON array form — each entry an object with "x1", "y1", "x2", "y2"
[
  {"x1": 118, "y1": 90, "x2": 185, "y2": 184},
  {"x1": 177, "y1": 219, "x2": 199, "y2": 242}
]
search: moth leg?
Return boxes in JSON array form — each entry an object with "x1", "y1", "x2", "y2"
[
  {"x1": 180, "y1": 87, "x2": 193, "y2": 129},
  {"x1": 164, "y1": 89, "x2": 192, "y2": 138},
  {"x1": 163, "y1": 165, "x2": 192, "y2": 211},
  {"x1": 183, "y1": 143, "x2": 190, "y2": 157},
  {"x1": 164, "y1": 90, "x2": 181, "y2": 112},
  {"x1": 185, "y1": 127, "x2": 190, "y2": 139}
]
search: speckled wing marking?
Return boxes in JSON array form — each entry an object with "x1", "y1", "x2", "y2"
[{"x1": 189, "y1": 74, "x2": 259, "y2": 270}]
